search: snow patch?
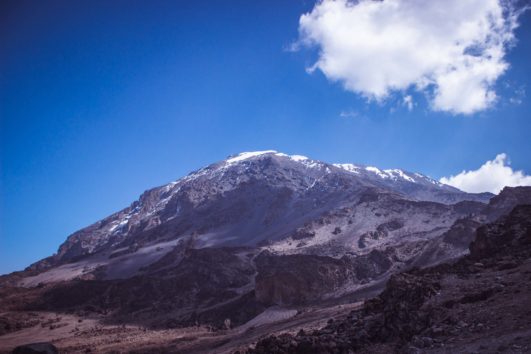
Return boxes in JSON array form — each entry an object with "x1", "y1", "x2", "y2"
[
  {"x1": 223, "y1": 150, "x2": 325, "y2": 172},
  {"x1": 384, "y1": 169, "x2": 415, "y2": 182},
  {"x1": 366, "y1": 166, "x2": 389, "y2": 179},
  {"x1": 299, "y1": 159, "x2": 321, "y2": 169},
  {"x1": 289, "y1": 154, "x2": 309, "y2": 162},
  {"x1": 334, "y1": 163, "x2": 360, "y2": 174},
  {"x1": 226, "y1": 150, "x2": 278, "y2": 164},
  {"x1": 366, "y1": 166, "x2": 417, "y2": 183},
  {"x1": 415, "y1": 172, "x2": 443, "y2": 185},
  {"x1": 108, "y1": 215, "x2": 131, "y2": 233}
]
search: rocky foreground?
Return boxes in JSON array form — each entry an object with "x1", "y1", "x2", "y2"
[{"x1": 247, "y1": 205, "x2": 531, "y2": 354}]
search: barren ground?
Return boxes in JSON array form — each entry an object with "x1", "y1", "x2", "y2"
[{"x1": 0, "y1": 303, "x2": 362, "y2": 353}]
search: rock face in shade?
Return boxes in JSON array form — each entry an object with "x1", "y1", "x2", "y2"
[
  {"x1": 470, "y1": 204, "x2": 531, "y2": 260},
  {"x1": 3, "y1": 151, "x2": 530, "y2": 330}
]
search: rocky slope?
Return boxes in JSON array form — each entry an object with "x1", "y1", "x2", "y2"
[{"x1": 248, "y1": 204, "x2": 531, "y2": 354}]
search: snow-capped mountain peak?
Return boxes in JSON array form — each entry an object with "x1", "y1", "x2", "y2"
[
  {"x1": 225, "y1": 150, "x2": 313, "y2": 165},
  {"x1": 225, "y1": 150, "x2": 279, "y2": 164},
  {"x1": 41, "y1": 151, "x2": 493, "y2": 267}
]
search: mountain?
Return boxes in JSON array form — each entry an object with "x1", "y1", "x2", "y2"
[
  {"x1": 25, "y1": 150, "x2": 490, "y2": 274},
  {"x1": 1, "y1": 152, "x2": 530, "y2": 353},
  {"x1": 2, "y1": 153, "x2": 490, "y2": 298}
]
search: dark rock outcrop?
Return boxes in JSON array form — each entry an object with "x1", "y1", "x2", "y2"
[
  {"x1": 12, "y1": 342, "x2": 58, "y2": 354},
  {"x1": 254, "y1": 252, "x2": 356, "y2": 306},
  {"x1": 250, "y1": 270, "x2": 440, "y2": 354},
  {"x1": 483, "y1": 186, "x2": 531, "y2": 221},
  {"x1": 254, "y1": 250, "x2": 393, "y2": 306},
  {"x1": 470, "y1": 204, "x2": 531, "y2": 260}
]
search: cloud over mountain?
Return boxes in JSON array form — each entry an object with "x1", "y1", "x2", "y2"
[
  {"x1": 298, "y1": 0, "x2": 523, "y2": 114},
  {"x1": 441, "y1": 153, "x2": 531, "y2": 193}
]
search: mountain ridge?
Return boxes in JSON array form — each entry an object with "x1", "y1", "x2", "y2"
[{"x1": 24, "y1": 150, "x2": 492, "y2": 273}]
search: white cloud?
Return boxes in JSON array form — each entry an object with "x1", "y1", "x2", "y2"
[
  {"x1": 339, "y1": 109, "x2": 360, "y2": 119},
  {"x1": 298, "y1": 0, "x2": 523, "y2": 115},
  {"x1": 509, "y1": 86, "x2": 526, "y2": 105},
  {"x1": 403, "y1": 95, "x2": 414, "y2": 111},
  {"x1": 440, "y1": 154, "x2": 531, "y2": 194}
]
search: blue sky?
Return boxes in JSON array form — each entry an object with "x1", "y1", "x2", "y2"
[{"x1": 1, "y1": 0, "x2": 530, "y2": 274}]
